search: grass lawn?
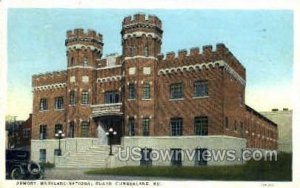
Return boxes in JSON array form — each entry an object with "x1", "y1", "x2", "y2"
[{"x1": 85, "y1": 153, "x2": 292, "y2": 181}]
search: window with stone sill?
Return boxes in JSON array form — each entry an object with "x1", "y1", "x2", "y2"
[
  {"x1": 194, "y1": 80, "x2": 208, "y2": 97},
  {"x1": 69, "y1": 91, "x2": 76, "y2": 105},
  {"x1": 142, "y1": 83, "x2": 151, "y2": 99},
  {"x1": 170, "y1": 83, "x2": 183, "y2": 99},
  {"x1": 128, "y1": 117, "x2": 135, "y2": 136},
  {"x1": 128, "y1": 84, "x2": 136, "y2": 100},
  {"x1": 39, "y1": 98, "x2": 48, "y2": 111},
  {"x1": 68, "y1": 121, "x2": 75, "y2": 138},
  {"x1": 143, "y1": 117, "x2": 150, "y2": 136},
  {"x1": 39, "y1": 125, "x2": 47, "y2": 140},
  {"x1": 54, "y1": 124, "x2": 63, "y2": 134},
  {"x1": 81, "y1": 91, "x2": 89, "y2": 105},
  {"x1": 39, "y1": 149, "x2": 46, "y2": 163},
  {"x1": 194, "y1": 116, "x2": 208, "y2": 136},
  {"x1": 171, "y1": 118, "x2": 183, "y2": 136},
  {"x1": 81, "y1": 121, "x2": 89, "y2": 137},
  {"x1": 104, "y1": 90, "x2": 120, "y2": 104},
  {"x1": 55, "y1": 97, "x2": 64, "y2": 110}
]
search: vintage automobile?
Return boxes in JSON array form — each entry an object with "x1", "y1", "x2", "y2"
[{"x1": 6, "y1": 149, "x2": 44, "y2": 180}]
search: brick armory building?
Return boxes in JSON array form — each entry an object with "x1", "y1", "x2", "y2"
[{"x1": 31, "y1": 13, "x2": 277, "y2": 167}]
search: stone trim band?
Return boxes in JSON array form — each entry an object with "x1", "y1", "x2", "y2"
[
  {"x1": 123, "y1": 31, "x2": 161, "y2": 40},
  {"x1": 158, "y1": 60, "x2": 246, "y2": 86},
  {"x1": 33, "y1": 83, "x2": 66, "y2": 91}
]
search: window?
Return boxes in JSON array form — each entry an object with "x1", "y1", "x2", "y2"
[
  {"x1": 143, "y1": 118, "x2": 150, "y2": 136},
  {"x1": 170, "y1": 83, "x2": 183, "y2": 99},
  {"x1": 105, "y1": 91, "x2": 120, "y2": 104},
  {"x1": 195, "y1": 148, "x2": 208, "y2": 166},
  {"x1": 39, "y1": 98, "x2": 48, "y2": 111},
  {"x1": 234, "y1": 120, "x2": 238, "y2": 131},
  {"x1": 39, "y1": 149, "x2": 46, "y2": 163},
  {"x1": 194, "y1": 81, "x2": 208, "y2": 97},
  {"x1": 225, "y1": 117, "x2": 229, "y2": 129},
  {"x1": 140, "y1": 148, "x2": 152, "y2": 166},
  {"x1": 128, "y1": 46, "x2": 136, "y2": 56},
  {"x1": 70, "y1": 57, "x2": 74, "y2": 66},
  {"x1": 81, "y1": 121, "x2": 89, "y2": 137},
  {"x1": 54, "y1": 124, "x2": 63, "y2": 134},
  {"x1": 240, "y1": 122, "x2": 244, "y2": 138},
  {"x1": 83, "y1": 57, "x2": 88, "y2": 66},
  {"x1": 69, "y1": 91, "x2": 76, "y2": 105},
  {"x1": 39, "y1": 125, "x2": 47, "y2": 140},
  {"x1": 23, "y1": 128, "x2": 31, "y2": 138},
  {"x1": 81, "y1": 91, "x2": 89, "y2": 104},
  {"x1": 68, "y1": 122, "x2": 75, "y2": 138},
  {"x1": 55, "y1": 97, "x2": 64, "y2": 109},
  {"x1": 144, "y1": 46, "x2": 149, "y2": 57},
  {"x1": 240, "y1": 94, "x2": 244, "y2": 105},
  {"x1": 171, "y1": 149, "x2": 182, "y2": 166},
  {"x1": 128, "y1": 84, "x2": 136, "y2": 99},
  {"x1": 142, "y1": 83, "x2": 151, "y2": 99},
  {"x1": 171, "y1": 118, "x2": 183, "y2": 136},
  {"x1": 194, "y1": 116, "x2": 208, "y2": 136},
  {"x1": 54, "y1": 149, "x2": 60, "y2": 156},
  {"x1": 128, "y1": 118, "x2": 135, "y2": 136}
]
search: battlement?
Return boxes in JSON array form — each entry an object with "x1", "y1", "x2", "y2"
[
  {"x1": 159, "y1": 43, "x2": 230, "y2": 60},
  {"x1": 158, "y1": 43, "x2": 246, "y2": 79},
  {"x1": 32, "y1": 70, "x2": 67, "y2": 87},
  {"x1": 32, "y1": 70, "x2": 67, "y2": 78},
  {"x1": 66, "y1": 28, "x2": 102, "y2": 41},
  {"x1": 122, "y1": 13, "x2": 162, "y2": 29}
]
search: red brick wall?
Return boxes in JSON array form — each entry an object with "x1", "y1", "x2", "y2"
[{"x1": 31, "y1": 14, "x2": 278, "y2": 150}]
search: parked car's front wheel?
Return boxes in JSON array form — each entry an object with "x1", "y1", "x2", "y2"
[{"x1": 10, "y1": 167, "x2": 24, "y2": 180}]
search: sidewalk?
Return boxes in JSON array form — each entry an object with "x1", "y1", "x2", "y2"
[{"x1": 43, "y1": 168, "x2": 177, "y2": 180}]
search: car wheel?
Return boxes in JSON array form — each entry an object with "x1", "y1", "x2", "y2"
[{"x1": 10, "y1": 167, "x2": 24, "y2": 180}]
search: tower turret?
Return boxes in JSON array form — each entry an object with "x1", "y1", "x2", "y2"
[
  {"x1": 65, "y1": 28, "x2": 103, "y2": 68},
  {"x1": 121, "y1": 13, "x2": 163, "y2": 58}
]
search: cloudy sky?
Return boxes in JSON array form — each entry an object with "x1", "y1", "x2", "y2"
[{"x1": 7, "y1": 9, "x2": 293, "y2": 120}]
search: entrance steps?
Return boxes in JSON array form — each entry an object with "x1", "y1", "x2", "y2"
[{"x1": 55, "y1": 145, "x2": 118, "y2": 169}]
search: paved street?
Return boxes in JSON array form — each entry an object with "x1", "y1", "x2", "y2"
[{"x1": 43, "y1": 168, "x2": 177, "y2": 180}]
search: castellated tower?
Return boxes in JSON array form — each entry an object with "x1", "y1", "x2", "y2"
[
  {"x1": 121, "y1": 13, "x2": 162, "y2": 57},
  {"x1": 121, "y1": 13, "x2": 162, "y2": 136},
  {"x1": 65, "y1": 29, "x2": 103, "y2": 137}
]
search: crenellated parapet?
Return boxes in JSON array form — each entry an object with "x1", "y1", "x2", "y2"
[
  {"x1": 157, "y1": 43, "x2": 246, "y2": 80},
  {"x1": 32, "y1": 70, "x2": 67, "y2": 90},
  {"x1": 65, "y1": 28, "x2": 103, "y2": 53},
  {"x1": 122, "y1": 13, "x2": 162, "y2": 31},
  {"x1": 121, "y1": 13, "x2": 163, "y2": 57},
  {"x1": 121, "y1": 13, "x2": 162, "y2": 40}
]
